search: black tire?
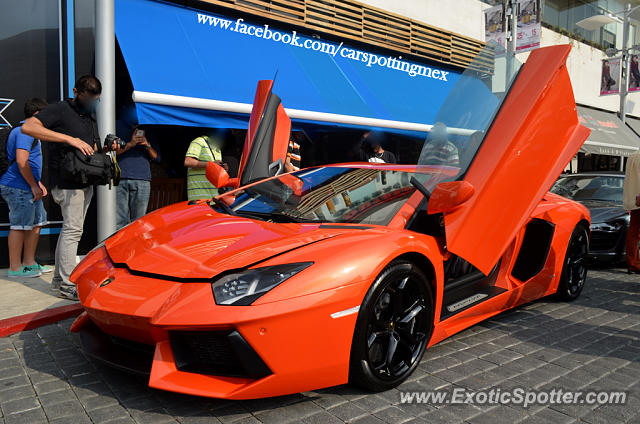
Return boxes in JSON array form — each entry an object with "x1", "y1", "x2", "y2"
[
  {"x1": 556, "y1": 224, "x2": 589, "y2": 301},
  {"x1": 349, "y1": 260, "x2": 434, "y2": 392}
]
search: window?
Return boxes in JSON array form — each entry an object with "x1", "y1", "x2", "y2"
[{"x1": 0, "y1": 0, "x2": 62, "y2": 125}]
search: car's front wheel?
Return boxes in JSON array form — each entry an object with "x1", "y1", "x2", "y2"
[
  {"x1": 349, "y1": 260, "x2": 433, "y2": 392},
  {"x1": 556, "y1": 224, "x2": 589, "y2": 301}
]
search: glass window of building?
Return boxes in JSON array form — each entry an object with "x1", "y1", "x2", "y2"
[
  {"x1": 75, "y1": 0, "x2": 96, "y2": 79},
  {"x1": 0, "y1": 0, "x2": 62, "y2": 125},
  {"x1": 480, "y1": 0, "x2": 639, "y2": 51}
]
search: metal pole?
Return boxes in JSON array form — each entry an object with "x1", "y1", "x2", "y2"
[
  {"x1": 57, "y1": 0, "x2": 64, "y2": 101},
  {"x1": 506, "y1": 0, "x2": 518, "y2": 82},
  {"x1": 95, "y1": 0, "x2": 117, "y2": 241},
  {"x1": 620, "y1": 3, "x2": 631, "y2": 124}
]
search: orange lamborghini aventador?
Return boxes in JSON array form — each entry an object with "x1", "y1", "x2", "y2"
[{"x1": 69, "y1": 44, "x2": 591, "y2": 399}]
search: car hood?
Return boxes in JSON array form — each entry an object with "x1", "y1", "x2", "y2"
[
  {"x1": 104, "y1": 203, "x2": 359, "y2": 280},
  {"x1": 577, "y1": 200, "x2": 627, "y2": 224}
]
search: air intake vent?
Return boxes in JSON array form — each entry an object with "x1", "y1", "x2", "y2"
[{"x1": 169, "y1": 330, "x2": 272, "y2": 379}]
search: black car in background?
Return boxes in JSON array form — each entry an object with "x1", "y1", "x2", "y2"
[{"x1": 551, "y1": 173, "x2": 628, "y2": 263}]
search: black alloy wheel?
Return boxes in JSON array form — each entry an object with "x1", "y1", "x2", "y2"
[
  {"x1": 349, "y1": 260, "x2": 433, "y2": 391},
  {"x1": 556, "y1": 224, "x2": 589, "y2": 301}
]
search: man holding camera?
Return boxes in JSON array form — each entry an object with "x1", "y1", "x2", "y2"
[
  {"x1": 114, "y1": 106, "x2": 158, "y2": 229},
  {"x1": 22, "y1": 75, "x2": 117, "y2": 300}
]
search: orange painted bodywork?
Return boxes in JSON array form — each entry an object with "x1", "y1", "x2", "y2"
[
  {"x1": 443, "y1": 45, "x2": 589, "y2": 275},
  {"x1": 233, "y1": 79, "x2": 291, "y2": 188},
  {"x1": 236, "y1": 79, "x2": 272, "y2": 182},
  {"x1": 71, "y1": 187, "x2": 588, "y2": 399},
  {"x1": 70, "y1": 45, "x2": 591, "y2": 399}
]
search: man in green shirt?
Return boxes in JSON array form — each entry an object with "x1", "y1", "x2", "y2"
[{"x1": 184, "y1": 131, "x2": 228, "y2": 200}]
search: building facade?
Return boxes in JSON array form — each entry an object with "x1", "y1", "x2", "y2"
[{"x1": 1, "y1": 0, "x2": 638, "y2": 267}]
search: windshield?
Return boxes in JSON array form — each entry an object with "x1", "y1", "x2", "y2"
[
  {"x1": 418, "y1": 42, "x2": 523, "y2": 179},
  {"x1": 214, "y1": 167, "x2": 429, "y2": 225},
  {"x1": 551, "y1": 175, "x2": 624, "y2": 204}
]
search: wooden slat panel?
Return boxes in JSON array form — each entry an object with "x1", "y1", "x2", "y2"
[
  {"x1": 310, "y1": 0, "x2": 362, "y2": 14},
  {"x1": 306, "y1": 8, "x2": 360, "y2": 27},
  {"x1": 363, "y1": 20, "x2": 410, "y2": 41},
  {"x1": 412, "y1": 40, "x2": 450, "y2": 55},
  {"x1": 363, "y1": 9, "x2": 410, "y2": 46},
  {"x1": 363, "y1": 30, "x2": 410, "y2": 50},
  {"x1": 189, "y1": 0, "x2": 488, "y2": 71},
  {"x1": 239, "y1": 0, "x2": 305, "y2": 12},
  {"x1": 306, "y1": 21, "x2": 363, "y2": 38},
  {"x1": 200, "y1": 0, "x2": 305, "y2": 25},
  {"x1": 236, "y1": 0, "x2": 305, "y2": 18},
  {"x1": 306, "y1": 0, "x2": 362, "y2": 21},
  {"x1": 306, "y1": 10, "x2": 362, "y2": 32}
]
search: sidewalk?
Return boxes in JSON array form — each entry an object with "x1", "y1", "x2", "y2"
[{"x1": 0, "y1": 269, "x2": 82, "y2": 337}]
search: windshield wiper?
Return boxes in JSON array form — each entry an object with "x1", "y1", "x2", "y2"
[
  {"x1": 208, "y1": 197, "x2": 237, "y2": 216},
  {"x1": 410, "y1": 177, "x2": 432, "y2": 200},
  {"x1": 235, "y1": 210, "x2": 314, "y2": 223},
  {"x1": 267, "y1": 212, "x2": 316, "y2": 223}
]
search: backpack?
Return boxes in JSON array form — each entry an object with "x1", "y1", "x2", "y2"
[
  {"x1": 0, "y1": 126, "x2": 39, "y2": 178},
  {"x1": 0, "y1": 126, "x2": 13, "y2": 177}
]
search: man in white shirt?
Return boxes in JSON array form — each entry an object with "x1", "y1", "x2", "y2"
[{"x1": 623, "y1": 151, "x2": 640, "y2": 273}]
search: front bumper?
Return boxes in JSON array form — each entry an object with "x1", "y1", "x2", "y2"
[
  {"x1": 71, "y1": 247, "x2": 367, "y2": 399},
  {"x1": 588, "y1": 228, "x2": 626, "y2": 261},
  {"x1": 76, "y1": 317, "x2": 271, "y2": 380}
]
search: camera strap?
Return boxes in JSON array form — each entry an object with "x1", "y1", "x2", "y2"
[{"x1": 91, "y1": 119, "x2": 102, "y2": 151}]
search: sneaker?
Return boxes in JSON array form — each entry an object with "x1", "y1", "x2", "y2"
[
  {"x1": 34, "y1": 263, "x2": 54, "y2": 274},
  {"x1": 8, "y1": 266, "x2": 41, "y2": 278},
  {"x1": 51, "y1": 278, "x2": 62, "y2": 292},
  {"x1": 59, "y1": 286, "x2": 79, "y2": 301}
]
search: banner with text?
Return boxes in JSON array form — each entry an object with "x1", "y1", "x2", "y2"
[
  {"x1": 483, "y1": 0, "x2": 540, "y2": 53},
  {"x1": 516, "y1": 0, "x2": 540, "y2": 52}
]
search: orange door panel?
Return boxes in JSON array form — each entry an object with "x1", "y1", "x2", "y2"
[{"x1": 443, "y1": 45, "x2": 590, "y2": 274}]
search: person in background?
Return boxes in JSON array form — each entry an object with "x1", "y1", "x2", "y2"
[
  {"x1": 114, "y1": 106, "x2": 159, "y2": 229},
  {"x1": 22, "y1": 75, "x2": 117, "y2": 300},
  {"x1": 623, "y1": 151, "x2": 640, "y2": 273},
  {"x1": 221, "y1": 129, "x2": 244, "y2": 179},
  {"x1": 0, "y1": 98, "x2": 51, "y2": 278},
  {"x1": 419, "y1": 122, "x2": 460, "y2": 166},
  {"x1": 285, "y1": 133, "x2": 301, "y2": 172},
  {"x1": 360, "y1": 131, "x2": 396, "y2": 163},
  {"x1": 631, "y1": 55, "x2": 640, "y2": 89},
  {"x1": 184, "y1": 129, "x2": 228, "y2": 200}
]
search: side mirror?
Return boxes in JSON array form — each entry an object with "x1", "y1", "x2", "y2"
[
  {"x1": 427, "y1": 181, "x2": 475, "y2": 215},
  {"x1": 205, "y1": 161, "x2": 230, "y2": 188},
  {"x1": 279, "y1": 173, "x2": 304, "y2": 197}
]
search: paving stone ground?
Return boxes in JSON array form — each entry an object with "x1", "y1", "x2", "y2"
[
  {"x1": 0, "y1": 270, "x2": 76, "y2": 320},
  {"x1": 1, "y1": 267, "x2": 639, "y2": 423}
]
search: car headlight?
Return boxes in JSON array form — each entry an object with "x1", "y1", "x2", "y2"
[
  {"x1": 211, "y1": 262, "x2": 313, "y2": 305},
  {"x1": 590, "y1": 222, "x2": 623, "y2": 232}
]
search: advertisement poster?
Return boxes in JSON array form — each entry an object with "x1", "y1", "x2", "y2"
[
  {"x1": 601, "y1": 58, "x2": 620, "y2": 96},
  {"x1": 484, "y1": 4, "x2": 505, "y2": 54},
  {"x1": 630, "y1": 55, "x2": 640, "y2": 92},
  {"x1": 516, "y1": 0, "x2": 540, "y2": 52}
]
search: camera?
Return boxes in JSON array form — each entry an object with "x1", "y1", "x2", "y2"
[{"x1": 105, "y1": 133, "x2": 126, "y2": 149}]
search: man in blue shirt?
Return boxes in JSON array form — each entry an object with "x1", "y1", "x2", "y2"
[
  {"x1": 0, "y1": 98, "x2": 52, "y2": 278},
  {"x1": 114, "y1": 106, "x2": 159, "y2": 229}
]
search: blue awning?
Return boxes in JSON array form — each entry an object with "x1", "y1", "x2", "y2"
[{"x1": 115, "y1": 0, "x2": 462, "y2": 132}]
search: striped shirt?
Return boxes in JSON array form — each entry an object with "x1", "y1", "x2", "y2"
[
  {"x1": 185, "y1": 135, "x2": 222, "y2": 200},
  {"x1": 419, "y1": 140, "x2": 460, "y2": 166},
  {"x1": 287, "y1": 139, "x2": 301, "y2": 171}
]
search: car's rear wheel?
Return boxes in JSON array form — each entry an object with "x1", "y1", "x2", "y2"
[
  {"x1": 349, "y1": 260, "x2": 433, "y2": 392},
  {"x1": 556, "y1": 224, "x2": 589, "y2": 301}
]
